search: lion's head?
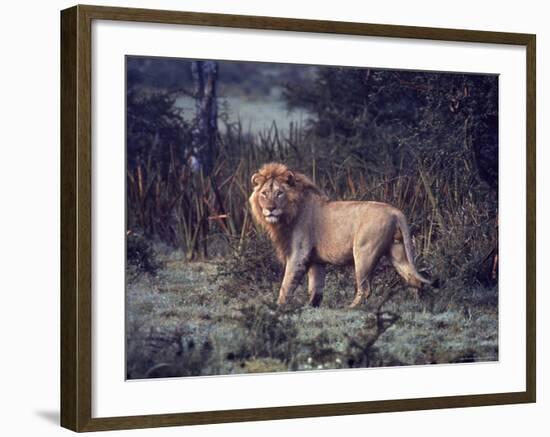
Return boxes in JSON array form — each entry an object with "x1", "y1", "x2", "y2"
[
  {"x1": 249, "y1": 163, "x2": 326, "y2": 229},
  {"x1": 249, "y1": 163, "x2": 301, "y2": 227}
]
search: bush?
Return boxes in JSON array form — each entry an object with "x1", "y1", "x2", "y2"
[
  {"x1": 126, "y1": 231, "x2": 163, "y2": 278},
  {"x1": 236, "y1": 299, "x2": 301, "y2": 365},
  {"x1": 217, "y1": 233, "x2": 282, "y2": 297}
]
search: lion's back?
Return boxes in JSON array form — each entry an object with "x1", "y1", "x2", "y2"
[{"x1": 311, "y1": 200, "x2": 399, "y2": 264}]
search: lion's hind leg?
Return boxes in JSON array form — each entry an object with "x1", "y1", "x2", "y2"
[
  {"x1": 389, "y1": 241, "x2": 423, "y2": 298},
  {"x1": 350, "y1": 274, "x2": 372, "y2": 308},
  {"x1": 350, "y1": 247, "x2": 383, "y2": 308}
]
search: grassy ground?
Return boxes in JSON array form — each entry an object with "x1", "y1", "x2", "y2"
[{"x1": 126, "y1": 245, "x2": 498, "y2": 379}]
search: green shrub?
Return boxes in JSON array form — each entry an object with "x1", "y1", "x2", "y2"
[{"x1": 126, "y1": 231, "x2": 163, "y2": 278}]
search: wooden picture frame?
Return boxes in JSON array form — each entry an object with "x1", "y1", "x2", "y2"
[{"x1": 60, "y1": 4, "x2": 536, "y2": 432}]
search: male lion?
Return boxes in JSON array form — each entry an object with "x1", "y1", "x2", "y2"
[{"x1": 249, "y1": 162, "x2": 434, "y2": 308}]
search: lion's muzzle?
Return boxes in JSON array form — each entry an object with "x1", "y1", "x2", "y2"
[{"x1": 263, "y1": 208, "x2": 282, "y2": 223}]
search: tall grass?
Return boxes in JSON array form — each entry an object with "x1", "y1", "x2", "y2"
[{"x1": 126, "y1": 120, "x2": 497, "y2": 288}]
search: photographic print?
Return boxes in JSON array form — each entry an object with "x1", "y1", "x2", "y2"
[{"x1": 125, "y1": 56, "x2": 499, "y2": 379}]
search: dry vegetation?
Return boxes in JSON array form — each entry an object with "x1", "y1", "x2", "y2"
[
  {"x1": 126, "y1": 244, "x2": 497, "y2": 379},
  {"x1": 126, "y1": 62, "x2": 499, "y2": 378}
]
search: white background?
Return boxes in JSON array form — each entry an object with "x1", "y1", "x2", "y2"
[
  {"x1": 0, "y1": 0, "x2": 546, "y2": 435},
  {"x1": 93, "y1": 20, "x2": 526, "y2": 418}
]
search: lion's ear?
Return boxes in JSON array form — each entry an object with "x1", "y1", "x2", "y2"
[
  {"x1": 285, "y1": 170, "x2": 295, "y2": 186},
  {"x1": 251, "y1": 173, "x2": 265, "y2": 188}
]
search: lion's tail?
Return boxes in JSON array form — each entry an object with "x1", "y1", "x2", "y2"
[{"x1": 395, "y1": 212, "x2": 437, "y2": 287}]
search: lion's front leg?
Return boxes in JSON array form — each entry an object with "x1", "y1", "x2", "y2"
[
  {"x1": 277, "y1": 256, "x2": 308, "y2": 306},
  {"x1": 307, "y1": 264, "x2": 325, "y2": 307}
]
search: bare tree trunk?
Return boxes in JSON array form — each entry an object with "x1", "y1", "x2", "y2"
[{"x1": 191, "y1": 60, "x2": 218, "y2": 176}]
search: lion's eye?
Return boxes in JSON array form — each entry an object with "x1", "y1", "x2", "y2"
[
  {"x1": 276, "y1": 191, "x2": 283, "y2": 197},
  {"x1": 260, "y1": 192, "x2": 267, "y2": 197}
]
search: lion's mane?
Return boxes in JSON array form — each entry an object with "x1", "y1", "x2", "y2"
[{"x1": 249, "y1": 162, "x2": 326, "y2": 261}]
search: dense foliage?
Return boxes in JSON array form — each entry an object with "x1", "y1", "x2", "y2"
[
  {"x1": 284, "y1": 67, "x2": 498, "y2": 188},
  {"x1": 125, "y1": 59, "x2": 500, "y2": 378},
  {"x1": 125, "y1": 59, "x2": 499, "y2": 289}
]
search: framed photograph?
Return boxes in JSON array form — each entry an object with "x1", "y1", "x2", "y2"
[{"x1": 60, "y1": 4, "x2": 536, "y2": 432}]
